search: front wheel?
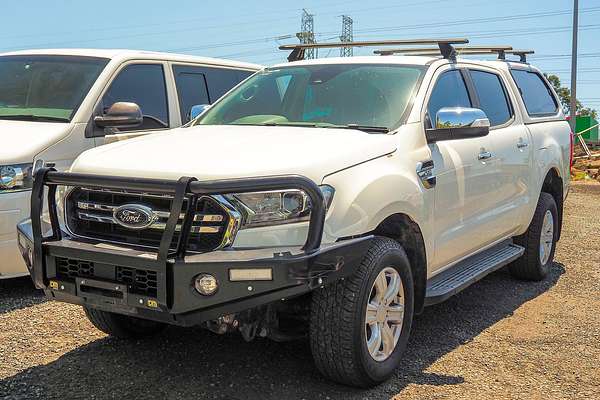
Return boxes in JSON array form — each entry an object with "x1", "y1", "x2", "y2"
[
  {"x1": 309, "y1": 237, "x2": 414, "y2": 387},
  {"x1": 84, "y1": 307, "x2": 167, "y2": 339}
]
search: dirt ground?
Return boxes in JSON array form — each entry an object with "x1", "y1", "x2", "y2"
[{"x1": 1, "y1": 182, "x2": 599, "y2": 400}]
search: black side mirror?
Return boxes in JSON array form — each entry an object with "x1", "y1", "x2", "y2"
[
  {"x1": 426, "y1": 107, "x2": 490, "y2": 143},
  {"x1": 94, "y1": 102, "x2": 142, "y2": 129}
]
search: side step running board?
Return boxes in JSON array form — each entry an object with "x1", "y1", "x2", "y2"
[{"x1": 424, "y1": 239, "x2": 524, "y2": 306}]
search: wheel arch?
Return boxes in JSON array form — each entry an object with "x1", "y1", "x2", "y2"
[
  {"x1": 540, "y1": 167, "x2": 564, "y2": 240},
  {"x1": 370, "y1": 213, "x2": 428, "y2": 314}
]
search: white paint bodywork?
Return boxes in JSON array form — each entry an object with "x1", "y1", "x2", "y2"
[
  {"x1": 16, "y1": 54, "x2": 572, "y2": 280},
  {"x1": 0, "y1": 49, "x2": 261, "y2": 278}
]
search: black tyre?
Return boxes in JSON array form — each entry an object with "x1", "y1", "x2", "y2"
[
  {"x1": 510, "y1": 192, "x2": 558, "y2": 281},
  {"x1": 84, "y1": 307, "x2": 167, "y2": 339},
  {"x1": 309, "y1": 237, "x2": 414, "y2": 388}
]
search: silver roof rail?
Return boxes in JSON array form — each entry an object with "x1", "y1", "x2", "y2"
[{"x1": 279, "y1": 38, "x2": 469, "y2": 62}]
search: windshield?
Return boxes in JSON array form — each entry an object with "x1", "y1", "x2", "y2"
[
  {"x1": 0, "y1": 55, "x2": 109, "y2": 122},
  {"x1": 195, "y1": 63, "x2": 425, "y2": 131}
]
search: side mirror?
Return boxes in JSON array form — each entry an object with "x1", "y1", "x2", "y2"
[
  {"x1": 426, "y1": 107, "x2": 490, "y2": 143},
  {"x1": 189, "y1": 104, "x2": 211, "y2": 121},
  {"x1": 94, "y1": 102, "x2": 143, "y2": 129}
]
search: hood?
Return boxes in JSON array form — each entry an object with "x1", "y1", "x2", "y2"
[
  {"x1": 0, "y1": 120, "x2": 72, "y2": 164},
  {"x1": 71, "y1": 125, "x2": 397, "y2": 183}
]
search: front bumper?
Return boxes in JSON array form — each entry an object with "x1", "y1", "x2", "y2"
[
  {"x1": 0, "y1": 190, "x2": 31, "y2": 278},
  {"x1": 21, "y1": 168, "x2": 372, "y2": 326}
]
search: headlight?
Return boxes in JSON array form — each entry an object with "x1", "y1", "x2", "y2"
[
  {"x1": 0, "y1": 163, "x2": 34, "y2": 192},
  {"x1": 228, "y1": 185, "x2": 334, "y2": 229}
]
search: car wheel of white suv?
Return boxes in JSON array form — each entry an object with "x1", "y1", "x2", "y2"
[
  {"x1": 309, "y1": 237, "x2": 414, "y2": 387},
  {"x1": 84, "y1": 307, "x2": 167, "y2": 339},
  {"x1": 510, "y1": 192, "x2": 558, "y2": 281}
]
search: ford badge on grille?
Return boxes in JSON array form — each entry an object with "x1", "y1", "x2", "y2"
[{"x1": 113, "y1": 204, "x2": 156, "y2": 230}]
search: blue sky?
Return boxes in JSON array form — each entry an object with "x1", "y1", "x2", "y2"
[{"x1": 2, "y1": 0, "x2": 599, "y2": 111}]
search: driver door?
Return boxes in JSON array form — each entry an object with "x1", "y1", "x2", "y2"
[{"x1": 92, "y1": 62, "x2": 173, "y2": 145}]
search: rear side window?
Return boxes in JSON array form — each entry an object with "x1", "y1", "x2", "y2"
[
  {"x1": 470, "y1": 70, "x2": 512, "y2": 126},
  {"x1": 511, "y1": 70, "x2": 558, "y2": 116},
  {"x1": 102, "y1": 64, "x2": 169, "y2": 130},
  {"x1": 173, "y1": 65, "x2": 210, "y2": 123},
  {"x1": 427, "y1": 70, "x2": 472, "y2": 127},
  {"x1": 206, "y1": 68, "x2": 248, "y2": 100}
]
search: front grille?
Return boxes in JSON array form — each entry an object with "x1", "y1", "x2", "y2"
[
  {"x1": 57, "y1": 257, "x2": 94, "y2": 279},
  {"x1": 55, "y1": 257, "x2": 158, "y2": 297},
  {"x1": 65, "y1": 187, "x2": 231, "y2": 252}
]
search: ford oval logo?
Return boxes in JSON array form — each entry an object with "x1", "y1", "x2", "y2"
[{"x1": 113, "y1": 204, "x2": 156, "y2": 230}]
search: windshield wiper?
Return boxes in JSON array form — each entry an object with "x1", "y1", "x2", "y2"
[
  {"x1": 262, "y1": 122, "x2": 322, "y2": 128},
  {"x1": 0, "y1": 114, "x2": 69, "y2": 123},
  {"x1": 333, "y1": 124, "x2": 390, "y2": 134}
]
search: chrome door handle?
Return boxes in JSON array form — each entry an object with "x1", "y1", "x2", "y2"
[
  {"x1": 517, "y1": 141, "x2": 529, "y2": 149},
  {"x1": 478, "y1": 151, "x2": 493, "y2": 160}
]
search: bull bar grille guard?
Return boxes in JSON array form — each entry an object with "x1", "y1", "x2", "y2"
[{"x1": 30, "y1": 168, "x2": 327, "y2": 300}]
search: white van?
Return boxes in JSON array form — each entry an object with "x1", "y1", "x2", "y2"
[{"x1": 0, "y1": 49, "x2": 261, "y2": 278}]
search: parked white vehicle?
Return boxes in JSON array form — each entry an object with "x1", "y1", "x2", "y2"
[
  {"x1": 0, "y1": 49, "x2": 260, "y2": 278},
  {"x1": 18, "y1": 40, "x2": 571, "y2": 387}
]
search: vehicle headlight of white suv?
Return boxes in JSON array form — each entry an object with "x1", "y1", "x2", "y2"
[{"x1": 227, "y1": 185, "x2": 334, "y2": 229}]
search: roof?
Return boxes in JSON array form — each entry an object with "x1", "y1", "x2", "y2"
[
  {"x1": 271, "y1": 55, "x2": 439, "y2": 68},
  {"x1": 270, "y1": 54, "x2": 541, "y2": 74},
  {"x1": 0, "y1": 48, "x2": 263, "y2": 70}
]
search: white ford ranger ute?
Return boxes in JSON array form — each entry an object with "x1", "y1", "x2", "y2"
[{"x1": 18, "y1": 40, "x2": 571, "y2": 387}]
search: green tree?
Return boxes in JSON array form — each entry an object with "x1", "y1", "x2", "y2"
[{"x1": 546, "y1": 74, "x2": 597, "y2": 119}]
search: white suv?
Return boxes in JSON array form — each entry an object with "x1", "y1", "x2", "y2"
[
  {"x1": 18, "y1": 39, "x2": 571, "y2": 387},
  {"x1": 0, "y1": 49, "x2": 260, "y2": 278}
]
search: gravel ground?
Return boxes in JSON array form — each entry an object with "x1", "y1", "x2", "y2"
[{"x1": 1, "y1": 182, "x2": 599, "y2": 400}]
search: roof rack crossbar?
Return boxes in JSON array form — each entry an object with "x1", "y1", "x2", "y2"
[
  {"x1": 506, "y1": 50, "x2": 534, "y2": 63},
  {"x1": 279, "y1": 38, "x2": 469, "y2": 61},
  {"x1": 374, "y1": 45, "x2": 513, "y2": 56},
  {"x1": 374, "y1": 45, "x2": 534, "y2": 63}
]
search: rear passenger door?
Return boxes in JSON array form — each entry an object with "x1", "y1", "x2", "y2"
[
  {"x1": 172, "y1": 65, "x2": 253, "y2": 123},
  {"x1": 426, "y1": 68, "x2": 499, "y2": 271},
  {"x1": 466, "y1": 67, "x2": 532, "y2": 237}
]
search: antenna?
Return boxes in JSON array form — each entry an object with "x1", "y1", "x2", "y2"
[
  {"x1": 339, "y1": 15, "x2": 354, "y2": 57},
  {"x1": 296, "y1": 9, "x2": 317, "y2": 60}
]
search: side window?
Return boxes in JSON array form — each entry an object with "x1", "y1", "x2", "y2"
[
  {"x1": 469, "y1": 70, "x2": 512, "y2": 126},
  {"x1": 427, "y1": 70, "x2": 471, "y2": 127},
  {"x1": 510, "y1": 70, "x2": 558, "y2": 116},
  {"x1": 206, "y1": 68, "x2": 246, "y2": 101},
  {"x1": 102, "y1": 64, "x2": 169, "y2": 131},
  {"x1": 172, "y1": 65, "x2": 210, "y2": 123}
]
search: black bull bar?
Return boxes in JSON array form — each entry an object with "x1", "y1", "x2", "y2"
[{"x1": 25, "y1": 168, "x2": 371, "y2": 325}]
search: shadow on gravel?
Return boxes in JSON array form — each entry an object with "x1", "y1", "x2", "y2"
[
  {"x1": 0, "y1": 276, "x2": 45, "y2": 316},
  {"x1": 0, "y1": 263, "x2": 564, "y2": 400}
]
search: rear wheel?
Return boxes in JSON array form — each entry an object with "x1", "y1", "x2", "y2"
[
  {"x1": 309, "y1": 237, "x2": 414, "y2": 387},
  {"x1": 84, "y1": 307, "x2": 166, "y2": 339},
  {"x1": 510, "y1": 192, "x2": 558, "y2": 281}
]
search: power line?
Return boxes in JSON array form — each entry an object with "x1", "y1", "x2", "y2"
[{"x1": 315, "y1": 6, "x2": 600, "y2": 36}]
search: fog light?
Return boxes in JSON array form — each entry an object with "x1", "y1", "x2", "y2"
[{"x1": 194, "y1": 274, "x2": 218, "y2": 296}]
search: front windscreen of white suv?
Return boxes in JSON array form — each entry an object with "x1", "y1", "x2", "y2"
[
  {"x1": 194, "y1": 63, "x2": 426, "y2": 132},
  {"x1": 0, "y1": 55, "x2": 108, "y2": 123}
]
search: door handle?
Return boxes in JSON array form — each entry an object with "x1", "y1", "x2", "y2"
[
  {"x1": 478, "y1": 151, "x2": 493, "y2": 160},
  {"x1": 517, "y1": 141, "x2": 529, "y2": 149}
]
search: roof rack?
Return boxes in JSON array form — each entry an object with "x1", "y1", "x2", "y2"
[
  {"x1": 374, "y1": 46, "x2": 534, "y2": 62},
  {"x1": 279, "y1": 38, "x2": 469, "y2": 62}
]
